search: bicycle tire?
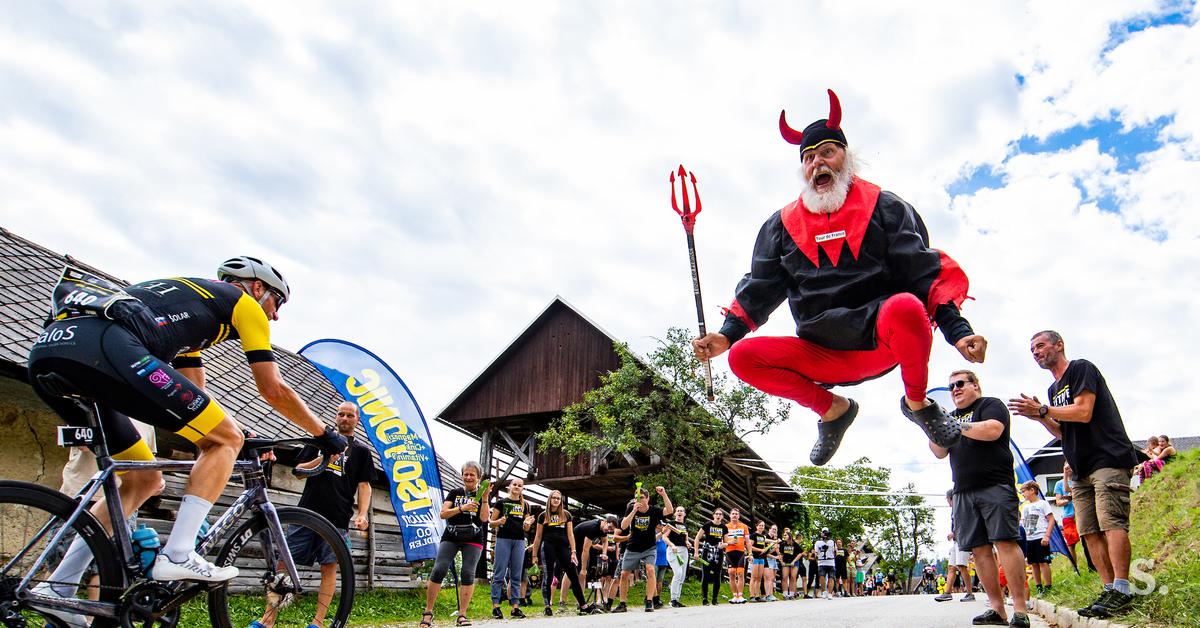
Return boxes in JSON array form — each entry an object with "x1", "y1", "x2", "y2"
[
  {"x1": 0, "y1": 480, "x2": 124, "y2": 628},
  {"x1": 208, "y1": 506, "x2": 354, "y2": 628}
]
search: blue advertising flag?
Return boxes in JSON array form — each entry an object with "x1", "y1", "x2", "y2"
[
  {"x1": 1010, "y1": 439, "x2": 1078, "y2": 573},
  {"x1": 299, "y1": 339, "x2": 445, "y2": 562}
]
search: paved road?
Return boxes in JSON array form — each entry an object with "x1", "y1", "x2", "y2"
[{"x1": 406, "y1": 595, "x2": 1050, "y2": 628}]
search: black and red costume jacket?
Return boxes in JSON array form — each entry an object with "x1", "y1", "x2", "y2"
[{"x1": 718, "y1": 177, "x2": 973, "y2": 351}]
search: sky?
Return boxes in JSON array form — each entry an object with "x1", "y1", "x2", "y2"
[{"x1": 3, "y1": 1, "x2": 1198, "y2": 554}]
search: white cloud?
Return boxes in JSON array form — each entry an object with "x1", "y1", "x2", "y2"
[{"x1": 2, "y1": 1, "x2": 1198, "y2": 547}]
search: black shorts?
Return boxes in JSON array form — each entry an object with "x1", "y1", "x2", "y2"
[
  {"x1": 28, "y1": 318, "x2": 225, "y2": 458},
  {"x1": 1024, "y1": 539, "x2": 1052, "y2": 564},
  {"x1": 818, "y1": 565, "x2": 836, "y2": 579},
  {"x1": 725, "y1": 550, "x2": 745, "y2": 569},
  {"x1": 835, "y1": 561, "x2": 848, "y2": 579},
  {"x1": 952, "y1": 484, "x2": 1021, "y2": 550}
]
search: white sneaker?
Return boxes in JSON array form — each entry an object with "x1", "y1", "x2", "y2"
[
  {"x1": 30, "y1": 583, "x2": 89, "y2": 628},
  {"x1": 153, "y1": 551, "x2": 239, "y2": 582}
]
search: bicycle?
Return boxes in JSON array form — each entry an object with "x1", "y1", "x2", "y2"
[{"x1": 0, "y1": 378, "x2": 355, "y2": 628}]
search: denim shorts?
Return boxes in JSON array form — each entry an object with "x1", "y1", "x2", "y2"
[{"x1": 286, "y1": 525, "x2": 350, "y2": 567}]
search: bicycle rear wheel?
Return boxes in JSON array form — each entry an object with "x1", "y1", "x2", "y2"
[
  {"x1": 208, "y1": 507, "x2": 354, "y2": 628},
  {"x1": 0, "y1": 480, "x2": 124, "y2": 628}
]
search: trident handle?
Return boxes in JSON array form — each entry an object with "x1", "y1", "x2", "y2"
[{"x1": 670, "y1": 164, "x2": 714, "y2": 401}]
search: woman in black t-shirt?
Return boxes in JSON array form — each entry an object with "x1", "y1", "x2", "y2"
[
  {"x1": 778, "y1": 529, "x2": 798, "y2": 600},
  {"x1": 530, "y1": 490, "x2": 601, "y2": 616},
  {"x1": 747, "y1": 520, "x2": 768, "y2": 602},
  {"x1": 489, "y1": 478, "x2": 531, "y2": 619},
  {"x1": 692, "y1": 509, "x2": 727, "y2": 605},
  {"x1": 661, "y1": 505, "x2": 690, "y2": 606},
  {"x1": 421, "y1": 461, "x2": 491, "y2": 628},
  {"x1": 763, "y1": 523, "x2": 781, "y2": 601}
]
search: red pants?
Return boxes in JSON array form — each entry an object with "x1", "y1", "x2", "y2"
[{"x1": 727, "y1": 293, "x2": 932, "y2": 416}]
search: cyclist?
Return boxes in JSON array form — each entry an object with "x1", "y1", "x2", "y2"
[{"x1": 27, "y1": 259, "x2": 345, "y2": 619}]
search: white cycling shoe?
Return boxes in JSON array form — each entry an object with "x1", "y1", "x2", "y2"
[
  {"x1": 30, "y1": 583, "x2": 89, "y2": 628},
  {"x1": 153, "y1": 551, "x2": 239, "y2": 582}
]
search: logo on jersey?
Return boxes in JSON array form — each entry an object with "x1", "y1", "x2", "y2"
[
  {"x1": 147, "y1": 369, "x2": 172, "y2": 389},
  {"x1": 186, "y1": 395, "x2": 206, "y2": 412},
  {"x1": 135, "y1": 360, "x2": 160, "y2": 377},
  {"x1": 130, "y1": 356, "x2": 151, "y2": 369},
  {"x1": 1052, "y1": 384, "x2": 1071, "y2": 407}
]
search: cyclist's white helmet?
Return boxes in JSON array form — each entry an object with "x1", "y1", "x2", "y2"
[{"x1": 217, "y1": 256, "x2": 290, "y2": 305}]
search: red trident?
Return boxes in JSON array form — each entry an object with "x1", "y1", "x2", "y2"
[
  {"x1": 669, "y1": 164, "x2": 714, "y2": 401},
  {"x1": 670, "y1": 165, "x2": 702, "y2": 233}
]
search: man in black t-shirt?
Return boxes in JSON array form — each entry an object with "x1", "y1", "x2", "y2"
[
  {"x1": 613, "y1": 485, "x2": 674, "y2": 613},
  {"x1": 930, "y1": 370, "x2": 1027, "y2": 626},
  {"x1": 256, "y1": 402, "x2": 373, "y2": 628},
  {"x1": 573, "y1": 514, "x2": 618, "y2": 593},
  {"x1": 1010, "y1": 331, "x2": 1139, "y2": 620}
]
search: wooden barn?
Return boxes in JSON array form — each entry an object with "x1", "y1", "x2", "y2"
[{"x1": 436, "y1": 297, "x2": 798, "y2": 521}]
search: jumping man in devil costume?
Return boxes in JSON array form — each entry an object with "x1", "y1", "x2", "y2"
[{"x1": 692, "y1": 89, "x2": 987, "y2": 465}]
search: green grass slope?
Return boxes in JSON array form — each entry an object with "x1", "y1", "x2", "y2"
[{"x1": 1043, "y1": 448, "x2": 1200, "y2": 627}]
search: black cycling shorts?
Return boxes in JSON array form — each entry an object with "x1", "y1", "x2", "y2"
[
  {"x1": 725, "y1": 550, "x2": 745, "y2": 570},
  {"x1": 28, "y1": 317, "x2": 227, "y2": 459}
]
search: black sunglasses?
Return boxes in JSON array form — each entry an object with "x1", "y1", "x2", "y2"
[{"x1": 949, "y1": 380, "x2": 973, "y2": 390}]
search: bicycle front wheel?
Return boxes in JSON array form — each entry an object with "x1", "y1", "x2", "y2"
[
  {"x1": 208, "y1": 506, "x2": 355, "y2": 628},
  {"x1": 0, "y1": 480, "x2": 125, "y2": 628}
]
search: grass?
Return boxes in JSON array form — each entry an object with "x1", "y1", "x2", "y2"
[
  {"x1": 1040, "y1": 448, "x2": 1200, "y2": 627},
  {"x1": 180, "y1": 572, "x2": 725, "y2": 626}
]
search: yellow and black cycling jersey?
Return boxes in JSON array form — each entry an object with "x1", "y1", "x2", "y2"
[{"x1": 119, "y1": 278, "x2": 274, "y2": 367}]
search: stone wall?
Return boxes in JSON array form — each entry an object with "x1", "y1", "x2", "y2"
[{"x1": 0, "y1": 375, "x2": 69, "y2": 489}]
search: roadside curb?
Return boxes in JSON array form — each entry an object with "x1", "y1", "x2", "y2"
[{"x1": 1033, "y1": 599, "x2": 1131, "y2": 628}]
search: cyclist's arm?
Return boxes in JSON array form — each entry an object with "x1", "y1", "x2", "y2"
[{"x1": 249, "y1": 361, "x2": 325, "y2": 436}]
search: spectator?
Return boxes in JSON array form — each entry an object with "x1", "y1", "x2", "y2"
[
  {"x1": 489, "y1": 478, "x2": 532, "y2": 619},
  {"x1": 421, "y1": 460, "x2": 492, "y2": 628},
  {"x1": 252, "y1": 402, "x2": 371, "y2": 628},
  {"x1": 573, "y1": 513, "x2": 618, "y2": 599},
  {"x1": 723, "y1": 508, "x2": 750, "y2": 604},
  {"x1": 662, "y1": 506, "x2": 690, "y2": 607},
  {"x1": 1053, "y1": 462, "x2": 1081, "y2": 568},
  {"x1": 932, "y1": 369, "x2": 1029, "y2": 626},
  {"x1": 1139, "y1": 435, "x2": 1175, "y2": 481},
  {"x1": 935, "y1": 490, "x2": 974, "y2": 603},
  {"x1": 613, "y1": 485, "x2": 674, "y2": 613},
  {"x1": 814, "y1": 528, "x2": 837, "y2": 600},
  {"x1": 764, "y1": 523, "x2": 781, "y2": 601},
  {"x1": 1019, "y1": 480, "x2": 1055, "y2": 596},
  {"x1": 653, "y1": 531, "x2": 669, "y2": 608},
  {"x1": 1010, "y1": 331, "x2": 1140, "y2": 619},
  {"x1": 693, "y1": 508, "x2": 727, "y2": 606}
]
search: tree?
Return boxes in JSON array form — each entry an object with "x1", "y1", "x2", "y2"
[
  {"x1": 536, "y1": 327, "x2": 789, "y2": 509},
  {"x1": 788, "y1": 457, "x2": 935, "y2": 582}
]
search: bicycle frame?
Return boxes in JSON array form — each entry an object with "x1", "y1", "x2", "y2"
[{"x1": 16, "y1": 400, "x2": 309, "y2": 621}]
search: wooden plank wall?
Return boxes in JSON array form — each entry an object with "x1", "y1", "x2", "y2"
[{"x1": 145, "y1": 474, "x2": 416, "y2": 592}]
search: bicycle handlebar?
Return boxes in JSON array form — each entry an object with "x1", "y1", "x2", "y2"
[{"x1": 242, "y1": 436, "x2": 333, "y2": 479}]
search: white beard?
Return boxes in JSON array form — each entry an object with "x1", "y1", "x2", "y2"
[{"x1": 800, "y1": 149, "x2": 858, "y2": 214}]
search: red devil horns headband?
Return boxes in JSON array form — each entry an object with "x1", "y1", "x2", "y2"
[{"x1": 778, "y1": 89, "x2": 844, "y2": 147}]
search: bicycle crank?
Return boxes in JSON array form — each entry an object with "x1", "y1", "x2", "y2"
[{"x1": 118, "y1": 581, "x2": 180, "y2": 628}]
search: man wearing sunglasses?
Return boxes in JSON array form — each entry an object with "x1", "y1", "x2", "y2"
[
  {"x1": 28, "y1": 255, "x2": 346, "y2": 622},
  {"x1": 928, "y1": 371, "x2": 1027, "y2": 626}
]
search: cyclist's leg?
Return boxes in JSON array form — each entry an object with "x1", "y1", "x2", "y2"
[{"x1": 161, "y1": 414, "x2": 242, "y2": 563}]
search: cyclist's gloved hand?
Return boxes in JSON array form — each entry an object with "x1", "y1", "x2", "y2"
[{"x1": 314, "y1": 426, "x2": 348, "y2": 455}]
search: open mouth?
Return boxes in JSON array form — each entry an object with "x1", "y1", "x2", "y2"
[{"x1": 813, "y1": 170, "x2": 834, "y2": 190}]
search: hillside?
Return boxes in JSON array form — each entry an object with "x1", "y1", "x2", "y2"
[{"x1": 1044, "y1": 448, "x2": 1199, "y2": 627}]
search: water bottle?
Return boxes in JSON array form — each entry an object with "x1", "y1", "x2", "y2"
[{"x1": 130, "y1": 524, "x2": 160, "y2": 576}]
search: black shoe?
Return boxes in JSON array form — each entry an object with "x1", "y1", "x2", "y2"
[
  {"x1": 1077, "y1": 590, "x2": 1114, "y2": 617},
  {"x1": 971, "y1": 609, "x2": 1007, "y2": 625},
  {"x1": 1084, "y1": 590, "x2": 1134, "y2": 618},
  {"x1": 645, "y1": 600, "x2": 654, "y2": 613},
  {"x1": 670, "y1": 599, "x2": 684, "y2": 608},
  {"x1": 492, "y1": 607, "x2": 504, "y2": 620},
  {"x1": 653, "y1": 597, "x2": 663, "y2": 609},
  {"x1": 510, "y1": 607, "x2": 526, "y2": 619},
  {"x1": 578, "y1": 604, "x2": 602, "y2": 615},
  {"x1": 711, "y1": 598, "x2": 719, "y2": 605},
  {"x1": 900, "y1": 397, "x2": 961, "y2": 448},
  {"x1": 602, "y1": 599, "x2": 612, "y2": 612},
  {"x1": 612, "y1": 602, "x2": 628, "y2": 613},
  {"x1": 523, "y1": 596, "x2": 532, "y2": 607},
  {"x1": 810, "y1": 399, "x2": 858, "y2": 465},
  {"x1": 543, "y1": 606, "x2": 552, "y2": 617},
  {"x1": 701, "y1": 599, "x2": 709, "y2": 606}
]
